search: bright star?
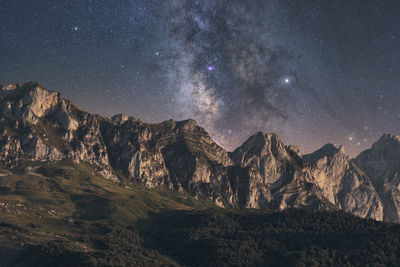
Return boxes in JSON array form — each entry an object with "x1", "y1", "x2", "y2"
[
  {"x1": 73, "y1": 26, "x2": 78, "y2": 31},
  {"x1": 282, "y1": 77, "x2": 291, "y2": 85},
  {"x1": 207, "y1": 66, "x2": 214, "y2": 71}
]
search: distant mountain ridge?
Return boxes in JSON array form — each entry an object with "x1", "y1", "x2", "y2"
[{"x1": 1, "y1": 81, "x2": 400, "y2": 222}]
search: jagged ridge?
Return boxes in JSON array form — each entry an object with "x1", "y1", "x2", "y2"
[{"x1": 1, "y1": 81, "x2": 400, "y2": 222}]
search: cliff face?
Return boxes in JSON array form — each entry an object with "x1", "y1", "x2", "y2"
[
  {"x1": 0, "y1": 82, "x2": 61, "y2": 124},
  {"x1": 355, "y1": 134, "x2": 400, "y2": 222},
  {"x1": 0, "y1": 82, "x2": 117, "y2": 181},
  {"x1": 304, "y1": 144, "x2": 383, "y2": 221},
  {"x1": 231, "y1": 132, "x2": 334, "y2": 211},
  {"x1": 1, "y1": 81, "x2": 400, "y2": 222},
  {"x1": 101, "y1": 116, "x2": 238, "y2": 207}
]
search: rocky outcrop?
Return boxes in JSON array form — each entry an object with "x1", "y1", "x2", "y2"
[
  {"x1": 0, "y1": 130, "x2": 23, "y2": 165},
  {"x1": 231, "y1": 132, "x2": 334, "y2": 211},
  {"x1": 0, "y1": 82, "x2": 61, "y2": 124},
  {"x1": 0, "y1": 82, "x2": 118, "y2": 182},
  {"x1": 356, "y1": 134, "x2": 400, "y2": 223},
  {"x1": 101, "y1": 117, "x2": 237, "y2": 206},
  {"x1": 28, "y1": 137, "x2": 64, "y2": 161},
  {"x1": 304, "y1": 144, "x2": 383, "y2": 221}
]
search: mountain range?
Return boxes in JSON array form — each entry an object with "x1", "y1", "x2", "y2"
[
  {"x1": 2, "y1": 81, "x2": 400, "y2": 265},
  {"x1": 0, "y1": 81, "x2": 399, "y2": 223}
]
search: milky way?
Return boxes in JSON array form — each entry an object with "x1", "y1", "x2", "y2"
[{"x1": 1, "y1": 0, "x2": 400, "y2": 156}]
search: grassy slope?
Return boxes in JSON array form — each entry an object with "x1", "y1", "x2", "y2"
[
  {"x1": 0, "y1": 160, "x2": 399, "y2": 266},
  {"x1": 0, "y1": 159, "x2": 213, "y2": 266}
]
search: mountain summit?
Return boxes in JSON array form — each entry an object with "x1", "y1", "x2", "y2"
[
  {"x1": 356, "y1": 133, "x2": 400, "y2": 222},
  {"x1": 1, "y1": 82, "x2": 400, "y2": 222}
]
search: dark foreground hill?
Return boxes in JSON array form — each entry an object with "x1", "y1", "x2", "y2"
[{"x1": 0, "y1": 160, "x2": 400, "y2": 266}]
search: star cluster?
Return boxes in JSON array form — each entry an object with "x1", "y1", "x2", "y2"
[{"x1": 1, "y1": 0, "x2": 400, "y2": 157}]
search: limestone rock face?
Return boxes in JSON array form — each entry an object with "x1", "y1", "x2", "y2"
[
  {"x1": 67, "y1": 115, "x2": 118, "y2": 182},
  {"x1": 356, "y1": 134, "x2": 400, "y2": 223},
  {"x1": 28, "y1": 137, "x2": 64, "y2": 161},
  {"x1": 304, "y1": 144, "x2": 383, "y2": 221},
  {"x1": 231, "y1": 132, "x2": 334, "y2": 211},
  {"x1": 101, "y1": 117, "x2": 236, "y2": 206},
  {"x1": 0, "y1": 82, "x2": 118, "y2": 182},
  {"x1": 0, "y1": 82, "x2": 61, "y2": 124},
  {"x1": 0, "y1": 130, "x2": 23, "y2": 165}
]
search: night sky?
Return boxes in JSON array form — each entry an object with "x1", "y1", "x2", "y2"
[{"x1": 1, "y1": 0, "x2": 400, "y2": 157}]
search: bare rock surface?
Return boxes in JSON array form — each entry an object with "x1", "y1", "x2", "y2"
[
  {"x1": 356, "y1": 134, "x2": 400, "y2": 222},
  {"x1": 304, "y1": 144, "x2": 383, "y2": 221},
  {"x1": 231, "y1": 132, "x2": 334, "y2": 211}
]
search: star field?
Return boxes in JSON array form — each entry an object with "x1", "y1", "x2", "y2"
[{"x1": 1, "y1": 0, "x2": 400, "y2": 157}]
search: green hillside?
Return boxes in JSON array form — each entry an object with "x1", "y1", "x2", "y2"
[{"x1": 0, "y1": 161, "x2": 400, "y2": 266}]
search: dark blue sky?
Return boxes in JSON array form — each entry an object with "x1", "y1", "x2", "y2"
[{"x1": 1, "y1": 0, "x2": 400, "y2": 156}]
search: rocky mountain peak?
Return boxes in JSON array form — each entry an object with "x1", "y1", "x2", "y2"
[
  {"x1": 232, "y1": 132, "x2": 288, "y2": 162},
  {"x1": 229, "y1": 131, "x2": 334, "y2": 211},
  {"x1": 304, "y1": 144, "x2": 347, "y2": 165},
  {"x1": 355, "y1": 133, "x2": 400, "y2": 179},
  {"x1": 0, "y1": 81, "x2": 61, "y2": 124},
  {"x1": 111, "y1": 114, "x2": 134, "y2": 124},
  {"x1": 355, "y1": 133, "x2": 400, "y2": 222},
  {"x1": 287, "y1": 144, "x2": 300, "y2": 154},
  {"x1": 0, "y1": 81, "x2": 57, "y2": 99},
  {"x1": 1, "y1": 81, "x2": 41, "y2": 91},
  {"x1": 177, "y1": 118, "x2": 198, "y2": 129},
  {"x1": 379, "y1": 132, "x2": 400, "y2": 141},
  {"x1": 368, "y1": 133, "x2": 400, "y2": 159},
  {"x1": 162, "y1": 118, "x2": 200, "y2": 133},
  {"x1": 304, "y1": 143, "x2": 383, "y2": 221}
]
